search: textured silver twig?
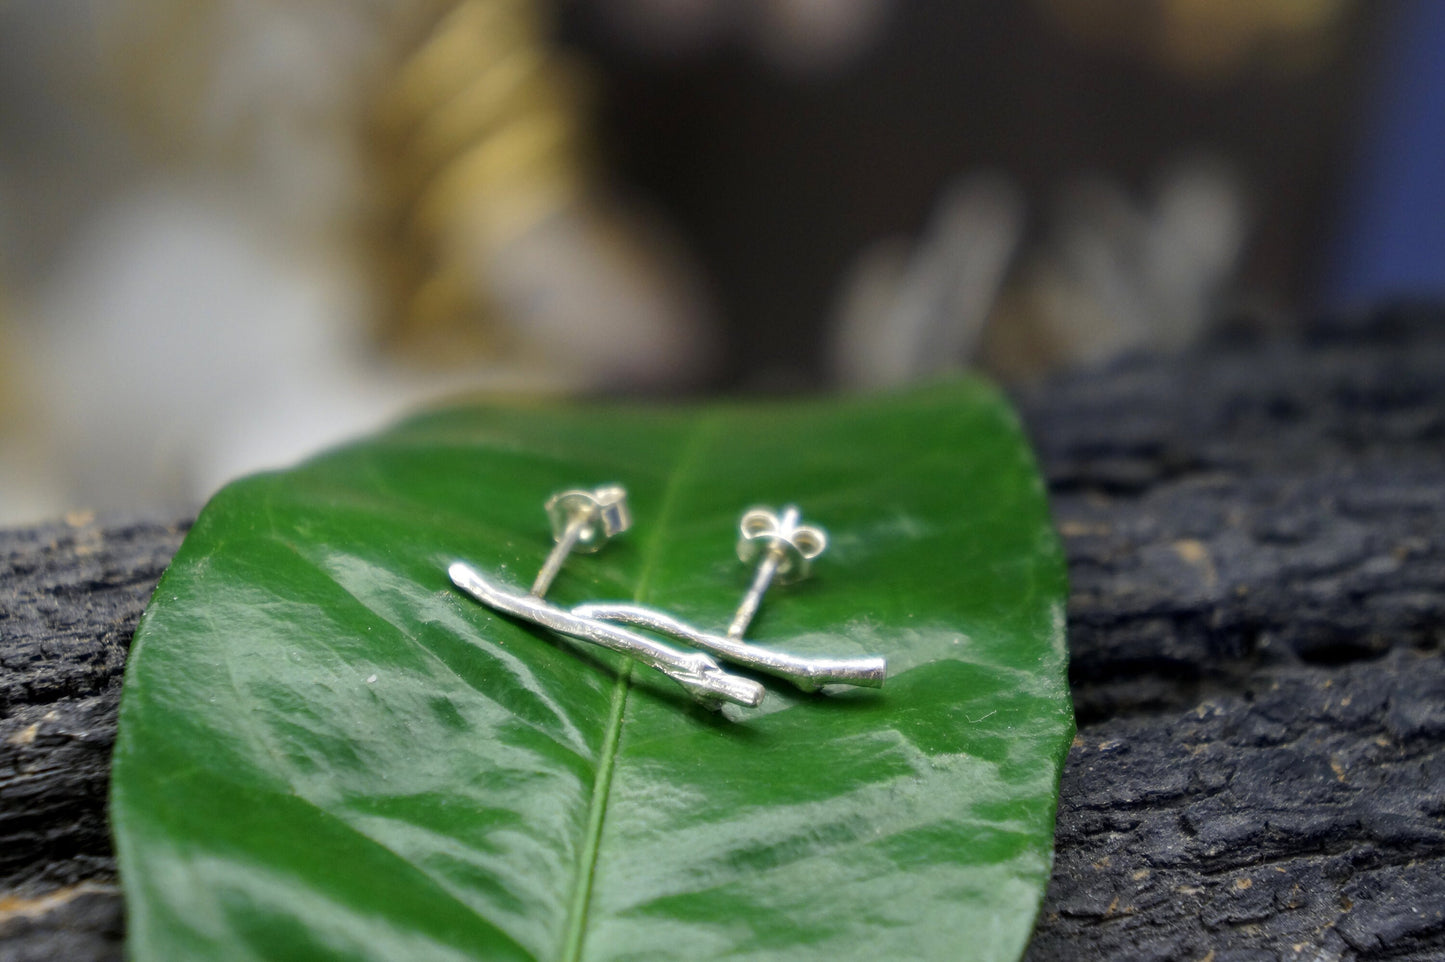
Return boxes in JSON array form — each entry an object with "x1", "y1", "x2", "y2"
[
  {"x1": 573, "y1": 602, "x2": 886, "y2": 692},
  {"x1": 449, "y1": 562, "x2": 764, "y2": 709}
]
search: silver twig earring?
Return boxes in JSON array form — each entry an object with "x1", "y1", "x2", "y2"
[
  {"x1": 450, "y1": 484, "x2": 764, "y2": 710},
  {"x1": 531, "y1": 485, "x2": 631, "y2": 597},
  {"x1": 449, "y1": 562, "x2": 764, "y2": 709},
  {"x1": 575, "y1": 505, "x2": 886, "y2": 692}
]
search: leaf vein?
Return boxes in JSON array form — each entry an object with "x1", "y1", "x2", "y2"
[{"x1": 558, "y1": 413, "x2": 721, "y2": 962}]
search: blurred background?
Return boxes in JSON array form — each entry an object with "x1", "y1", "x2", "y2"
[{"x1": 1, "y1": 0, "x2": 1442, "y2": 524}]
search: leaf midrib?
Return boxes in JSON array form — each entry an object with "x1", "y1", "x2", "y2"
[{"x1": 558, "y1": 416, "x2": 719, "y2": 962}]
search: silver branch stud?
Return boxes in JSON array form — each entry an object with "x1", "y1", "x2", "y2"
[
  {"x1": 531, "y1": 485, "x2": 631, "y2": 597},
  {"x1": 727, "y1": 505, "x2": 827, "y2": 640}
]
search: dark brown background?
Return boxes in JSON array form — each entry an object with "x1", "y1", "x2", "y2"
[{"x1": 561, "y1": 1, "x2": 1388, "y2": 383}]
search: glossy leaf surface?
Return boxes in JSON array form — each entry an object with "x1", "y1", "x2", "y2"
[{"x1": 112, "y1": 380, "x2": 1072, "y2": 961}]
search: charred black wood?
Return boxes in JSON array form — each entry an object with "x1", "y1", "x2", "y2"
[{"x1": 1023, "y1": 306, "x2": 1445, "y2": 962}]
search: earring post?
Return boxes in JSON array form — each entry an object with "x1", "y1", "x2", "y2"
[
  {"x1": 531, "y1": 508, "x2": 590, "y2": 597},
  {"x1": 728, "y1": 541, "x2": 785, "y2": 638},
  {"x1": 727, "y1": 505, "x2": 802, "y2": 639},
  {"x1": 529, "y1": 484, "x2": 631, "y2": 597}
]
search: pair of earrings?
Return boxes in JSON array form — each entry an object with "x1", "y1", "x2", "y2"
[{"x1": 449, "y1": 485, "x2": 886, "y2": 710}]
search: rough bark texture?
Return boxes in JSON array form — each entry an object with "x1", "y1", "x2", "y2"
[
  {"x1": 2, "y1": 308, "x2": 1443, "y2": 961},
  {"x1": 0, "y1": 517, "x2": 187, "y2": 961},
  {"x1": 1022, "y1": 307, "x2": 1445, "y2": 962}
]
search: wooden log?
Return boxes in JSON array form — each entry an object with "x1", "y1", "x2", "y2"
[
  {"x1": 2, "y1": 307, "x2": 1442, "y2": 960},
  {"x1": 0, "y1": 517, "x2": 186, "y2": 960},
  {"x1": 1022, "y1": 307, "x2": 1445, "y2": 961}
]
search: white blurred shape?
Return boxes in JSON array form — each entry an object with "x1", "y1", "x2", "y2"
[
  {"x1": 1144, "y1": 158, "x2": 1248, "y2": 351},
  {"x1": 831, "y1": 173, "x2": 1024, "y2": 388},
  {"x1": 1043, "y1": 157, "x2": 1246, "y2": 364},
  {"x1": 748, "y1": 0, "x2": 894, "y2": 74},
  {"x1": 481, "y1": 200, "x2": 716, "y2": 390},
  {"x1": 33, "y1": 184, "x2": 451, "y2": 515}
]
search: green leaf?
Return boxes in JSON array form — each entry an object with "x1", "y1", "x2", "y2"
[{"x1": 112, "y1": 379, "x2": 1072, "y2": 962}]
